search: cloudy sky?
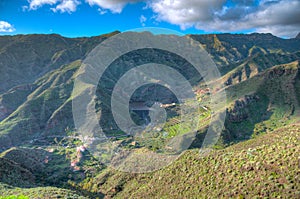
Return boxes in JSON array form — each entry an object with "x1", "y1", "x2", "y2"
[{"x1": 0, "y1": 0, "x2": 299, "y2": 38}]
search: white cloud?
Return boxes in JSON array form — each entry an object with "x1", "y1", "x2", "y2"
[
  {"x1": 0, "y1": 21, "x2": 15, "y2": 33},
  {"x1": 85, "y1": 0, "x2": 141, "y2": 13},
  {"x1": 256, "y1": 25, "x2": 300, "y2": 38},
  {"x1": 148, "y1": 0, "x2": 300, "y2": 38},
  {"x1": 140, "y1": 15, "x2": 147, "y2": 26},
  {"x1": 28, "y1": 0, "x2": 60, "y2": 10},
  {"x1": 51, "y1": 0, "x2": 80, "y2": 13},
  {"x1": 26, "y1": 0, "x2": 80, "y2": 13},
  {"x1": 149, "y1": 0, "x2": 225, "y2": 28},
  {"x1": 26, "y1": 0, "x2": 142, "y2": 14}
]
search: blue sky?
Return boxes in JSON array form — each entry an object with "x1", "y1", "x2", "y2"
[{"x1": 0, "y1": 0, "x2": 299, "y2": 38}]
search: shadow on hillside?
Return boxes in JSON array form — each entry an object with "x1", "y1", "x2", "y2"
[
  {"x1": 190, "y1": 93, "x2": 273, "y2": 149},
  {"x1": 191, "y1": 62, "x2": 300, "y2": 149},
  {"x1": 0, "y1": 147, "x2": 104, "y2": 198}
]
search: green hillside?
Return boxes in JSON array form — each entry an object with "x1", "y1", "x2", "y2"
[
  {"x1": 96, "y1": 124, "x2": 300, "y2": 198},
  {"x1": 0, "y1": 124, "x2": 298, "y2": 198},
  {"x1": 0, "y1": 32, "x2": 120, "y2": 94},
  {"x1": 0, "y1": 32, "x2": 299, "y2": 198}
]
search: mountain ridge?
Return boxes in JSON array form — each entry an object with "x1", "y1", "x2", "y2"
[
  {"x1": 1, "y1": 32, "x2": 300, "y2": 150},
  {"x1": 0, "y1": 31, "x2": 299, "y2": 198}
]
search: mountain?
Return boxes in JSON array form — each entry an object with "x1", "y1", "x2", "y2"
[
  {"x1": 189, "y1": 33, "x2": 300, "y2": 67},
  {"x1": 0, "y1": 32, "x2": 299, "y2": 198},
  {"x1": 0, "y1": 60, "x2": 81, "y2": 149},
  {"x1": 0, "y1": 31, "x2": 120, "y2": 94}
]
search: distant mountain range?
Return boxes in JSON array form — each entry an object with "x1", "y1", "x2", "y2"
[{"x1": 0, "y1": 31, "x2": 299, "y2": 198}]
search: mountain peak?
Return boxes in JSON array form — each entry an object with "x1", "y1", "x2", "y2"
[{"x1": 296, "y1": 32, "x2": 300, "y2": 39}]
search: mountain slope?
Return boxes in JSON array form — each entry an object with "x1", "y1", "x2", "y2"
[
  {"x1": 0, "y1": 32, "x2": 120, "y2": 94},
  {"x1": 67, "y1": 124, "x2": 300, "y2": 198},
  {"x1": 0, "y1": 123, "x2": 298, "y2": 198},
  {"x1": 190, "y1": 33, "x2": 300, "y2": 67},
  {"x1": 0, "y1": 60, "x2": 81, "y2": 150},
  {"x1": 0, "y1": 32, "x2": 300, "y2": 198},
  {"x1": 221, "y1": 61, "x2": 300, "y2": 144},
  {"x1": 221, "y1": 51, "x2": 300, "y2": 86}
]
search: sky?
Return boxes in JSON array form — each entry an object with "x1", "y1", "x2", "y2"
[{"x1": 0, "y1": 0, "x2": 299, "y2": 38}]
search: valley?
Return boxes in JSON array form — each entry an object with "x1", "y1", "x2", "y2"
[{"x1": 0, "y1": 32, "x2": 299, "y2": 198}]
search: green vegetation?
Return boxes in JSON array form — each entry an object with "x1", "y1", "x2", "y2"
[
  {"x1": 0, "y1": 184, "x2": 87, "y2": 199},
  {"x1": 5, "y1": 123, "x2": 297, "y2": 199},
  {"x1": 0, "y1": 32, "x2": 300, "y2": 198},
  {"x1": 65, "y1": 124, "x2": 299, "y2": 198},
  {"x1": 0, "y1": 195, "x2": 29, "y2": 199}
]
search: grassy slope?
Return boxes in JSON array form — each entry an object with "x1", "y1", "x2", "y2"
[
  {"x1": 0, "y1": 182, "x2": 87, "y2": 199},
  {"x1": 66, "y1": 124, "x2": 299, "y2": 199},
  {"x1": 0, "y1": 123, "x2": 298, "y2": 198}
]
